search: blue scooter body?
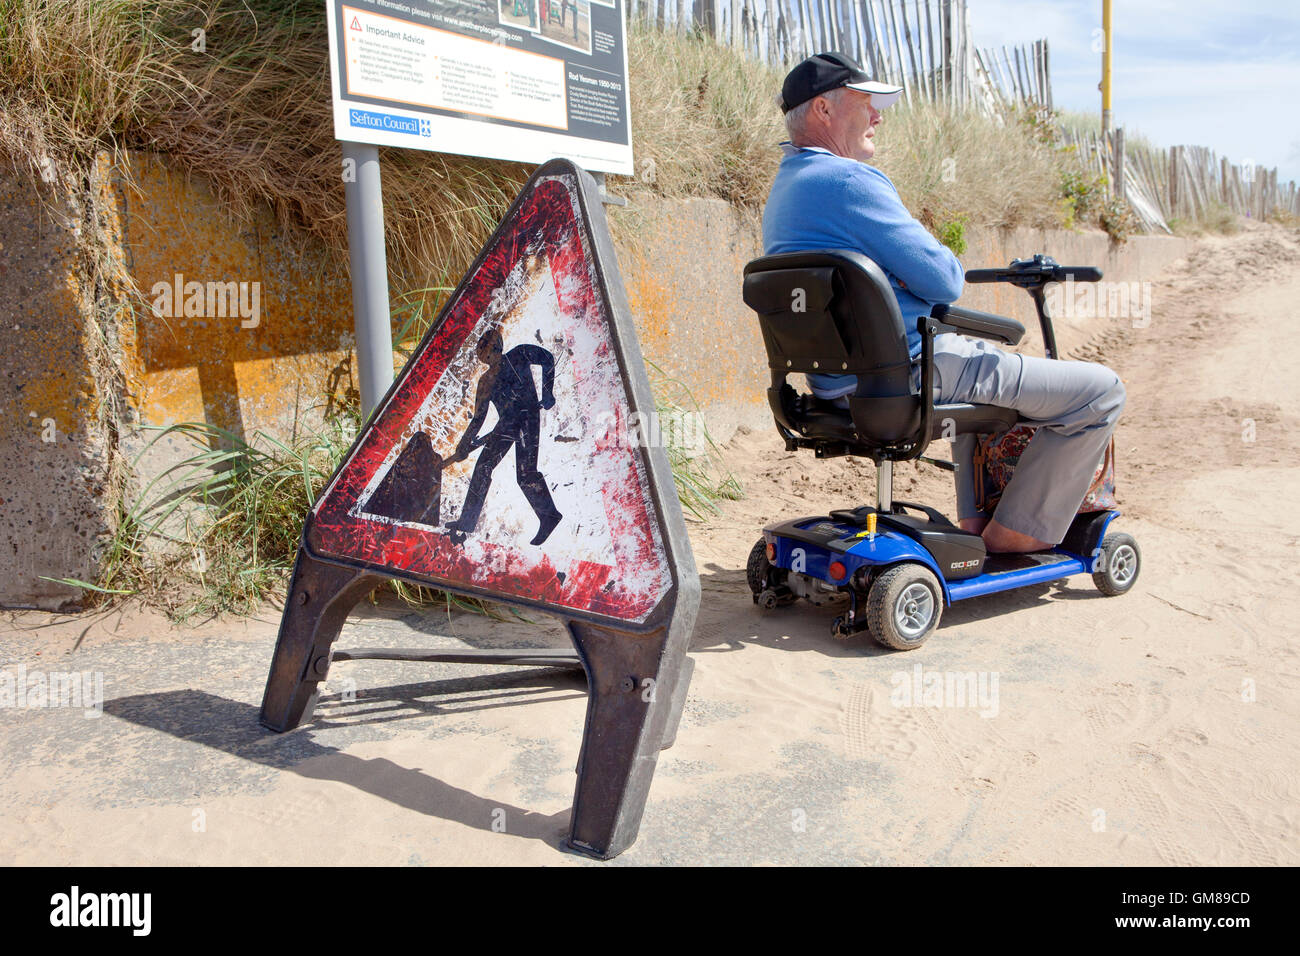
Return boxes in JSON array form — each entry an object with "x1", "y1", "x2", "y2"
[{"x1": 763, "y1": 509, "x2": 1119, "y2": 605}]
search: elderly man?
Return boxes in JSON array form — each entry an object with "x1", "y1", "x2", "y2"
[{"x1": 762, "y1": 52, "x2": 1126, "y2": 554}]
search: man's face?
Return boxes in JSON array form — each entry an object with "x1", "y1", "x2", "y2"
[{"x1": 822, "y1": 89, "x2": 883, "y2": 162}]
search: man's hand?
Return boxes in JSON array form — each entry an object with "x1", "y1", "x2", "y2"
[{"x1": 446, "y1": 434, "x2": 482, "y2": 465}]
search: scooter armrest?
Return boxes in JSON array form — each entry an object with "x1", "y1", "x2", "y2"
[{"x1": 929, "y1": 304, "x2": 1025, "y2": 347}]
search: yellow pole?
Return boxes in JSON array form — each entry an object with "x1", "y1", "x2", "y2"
[{"x1": 1101, "y1": 0, "x2": 1113, "y2": 140}]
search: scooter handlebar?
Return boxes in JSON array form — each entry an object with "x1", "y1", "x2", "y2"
[
  {"x1": 960, "y1": 254, "x2": 1095, "y2": 361},
  {"x1": 965, "y1": 262, "x2": 1103, "y2": 285}
]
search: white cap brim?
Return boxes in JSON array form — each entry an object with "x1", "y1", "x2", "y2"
[{"x1": 843, "y1": 80, "x2": 903, "y2": 109}]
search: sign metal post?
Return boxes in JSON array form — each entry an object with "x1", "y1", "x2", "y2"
[{"x1": 342, "y1": 140, "x2": 395, "y2": 416}]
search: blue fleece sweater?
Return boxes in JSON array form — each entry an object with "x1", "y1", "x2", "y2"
[{"x1": 762, "y1": 144, "x2": 965, "y2": 397}]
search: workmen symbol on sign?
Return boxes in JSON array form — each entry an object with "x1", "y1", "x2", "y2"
[
  {"x1": 444, "y1": 328, "x2": 561, "y2": 547},
  {"x1": 361, "y1": 326, "x2": 562, "y2": 548}
]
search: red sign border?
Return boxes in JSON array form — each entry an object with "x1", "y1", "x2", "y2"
[{"x1": 301, "y1": 162, "x2": 683, "y2": 631}]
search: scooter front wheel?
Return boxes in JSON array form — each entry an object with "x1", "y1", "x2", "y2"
[
  {"x1": 867, "y1": 563, "x2": 943, "y2": 650},
  {"x1": 1093, "y1": 532, "x2": 1140, "y2": 596}
]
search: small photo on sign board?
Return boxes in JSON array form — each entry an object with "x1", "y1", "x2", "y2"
[
  {"x1": 539, "y1": 0, "x2": 592, "y2": 56},
  {"x1": 498, "y1": 0, "x2": 541, "y2": 34}
]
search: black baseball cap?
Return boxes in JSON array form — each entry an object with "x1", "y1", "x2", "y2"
[{"x1": 780, "y1": 52, "x2": 904, "y2": 114}]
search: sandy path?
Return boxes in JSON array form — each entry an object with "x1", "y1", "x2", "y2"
[{"x1": 1, "y1": 223, "x2": 1296, "y2": 865}]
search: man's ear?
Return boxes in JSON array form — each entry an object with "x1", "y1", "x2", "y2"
[{"x1": 810, "y1": 94, "x2": 833, "y2": 126}]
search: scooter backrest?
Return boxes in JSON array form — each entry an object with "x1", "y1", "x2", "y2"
[{"x1": 742, "y1": 250, "x2": 913, "y2": 398}]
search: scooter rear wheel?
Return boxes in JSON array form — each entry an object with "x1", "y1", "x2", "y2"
[
  {"x1": 746, "y1": 538, "x2": 771, "y2": 597},
  {"x1": 747, "y1": 538, "x2": 793, "y2": 608},
  {"x1": 867, "y1": 563, "x2": 943, "y2": 650}
]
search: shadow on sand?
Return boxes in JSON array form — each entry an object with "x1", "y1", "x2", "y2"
[{"x1": 104, "y1": 668, "x2": 587, "y2": 849}]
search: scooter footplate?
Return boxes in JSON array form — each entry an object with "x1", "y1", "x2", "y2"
[
  {"x1": 980, "y1": 552, "x2": 1070, "y2": 575},
  {"x1": 946, "y1": 553, "x2": 1084, "y2": 601}
]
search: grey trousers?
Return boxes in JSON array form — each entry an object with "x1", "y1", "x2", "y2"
[{"x1": 926, "y1": 333, "x2": 1126, "y2": 545}]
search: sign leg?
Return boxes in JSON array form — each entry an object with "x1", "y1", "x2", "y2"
[
  {"x1": 658, "y1": 653, "x2": 694, "y2": 751},
  {"x1": 259, "y1": 547, "x2": 385, "y2": 732},
  {"x1": 564, "y1": 619, "x2": 693, "y2": 859}
]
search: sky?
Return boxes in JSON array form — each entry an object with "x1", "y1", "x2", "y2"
[{"x1": 967, "y1": 0, "x2": 1300, "y2": 186}]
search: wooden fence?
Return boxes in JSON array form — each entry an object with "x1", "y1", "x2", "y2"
[
  {"x1": 627, "y1": 0, "x2": 1050, "y2": 113},
  {"x1": 1063, "y1": 129, "x2": 1300, "y2": 232}
]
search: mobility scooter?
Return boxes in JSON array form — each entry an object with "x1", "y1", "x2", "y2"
[{"x1": 741, "y1": 252, "x2": 1140, "y2": 650}]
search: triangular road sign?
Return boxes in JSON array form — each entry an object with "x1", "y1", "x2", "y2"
[
  {"x1": 261, "y1": 159, "x2": 698, "y2": 860},
  {"x1": 305, "y1": 161, "x2": 675, "y2": 627},
  {"x1": 349, "y1": 15, "x2": 362, "y2": 30}
]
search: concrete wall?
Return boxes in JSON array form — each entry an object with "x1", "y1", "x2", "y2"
[
  {"x1": 611, "y1": 199, "x2": 770, "y2": 437},
  {"x1": 0, "y1": 162, "x2": 123, "y2": 610},
  {"x1": 119, "y1": 153, "x2": 357, "y2": 441},
  {"x1": 0, "y1": 151, "x2": 1196, "y2": 607}
]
